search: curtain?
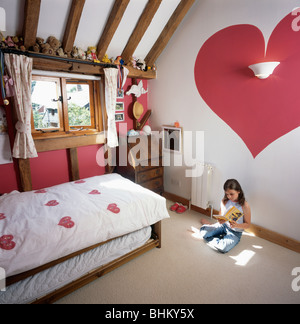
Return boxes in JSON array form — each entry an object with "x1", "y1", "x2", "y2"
[
  {"x1": 104, "y1": 68, "x2": 119, "y2": 148},
  {"x1": 4, "y1": 54, "x2": 38, "y2": 159}
]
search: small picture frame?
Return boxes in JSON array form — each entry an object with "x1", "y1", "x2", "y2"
[
  {"x1": 162, "y1": 125, "x2": 182, "y2": 154},
  {"x1": 116, "y1": 102, "x2": 124, "y2": 111},
  {"x1": 117, "y1": 89, "x2": 124, "y2": 99},
  {"x1": 115, "y1": 112, "x2": 125, "y2": 122}
]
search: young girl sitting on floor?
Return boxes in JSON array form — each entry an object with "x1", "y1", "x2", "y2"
[{"x1": 197, "y1": 179, "x2": 251, "y2": 253}]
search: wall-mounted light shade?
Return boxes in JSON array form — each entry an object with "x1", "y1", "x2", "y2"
[
  {"x1": 248, "y1": 62, "x2": 280, "y2": 79},
  {"x1": 0, "y1": 7, "x2": 6, "y2": 31}
]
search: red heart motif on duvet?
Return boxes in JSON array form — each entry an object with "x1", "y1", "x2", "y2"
[
  {"x1": 75, "y1": 180, "x2": 86, "y2": 184},
  {"x1": 34, "y1": 189, "x2": 47, "y2": 194},
  {"x1": 58, "y1": 217, "x2": 75, "y2": 229},
  {"x1": 89, "y1": 190, "x2": 101, "y2": 195},
  {"x1": 194, "y1": 11, "x2": 300, "y2": 158},
  {"x1": 45, "y1": 200, "x2": 59, "y2": 207},
  {"x1": 0, "y1": 213, "x2": 6, "y2": 220},
  {"x1": 107, "y1": 203, "x2": 120, "y2": 214},
  {"x1": 0, "y1": 235, "x2": 16, "y2": 250}
]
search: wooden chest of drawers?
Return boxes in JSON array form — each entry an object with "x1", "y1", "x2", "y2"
[{"x1": 116, "y1": 135, "x2": 164, "y2": 195}]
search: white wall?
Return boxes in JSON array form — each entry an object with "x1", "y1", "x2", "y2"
[{"x1": 149, "y1": 0, "x2": 300, "y2": 241}]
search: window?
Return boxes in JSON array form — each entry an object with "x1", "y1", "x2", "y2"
[{"x1": 31, "y1": 75, "x2": 103, "y2": 138}]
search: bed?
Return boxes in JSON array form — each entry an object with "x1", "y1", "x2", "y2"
[{"x1": 0, "y1": 173, "x2": 169, "y2": 304}]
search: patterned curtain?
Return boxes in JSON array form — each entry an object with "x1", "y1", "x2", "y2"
[
  {"x1": 104, "y1": 68, "x2": 119, "y2": 148},
  {"x1": 4, "y1": 54, "x2": 37, "y2": 159}
]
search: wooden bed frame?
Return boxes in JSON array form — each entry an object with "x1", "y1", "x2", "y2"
[{"x1": 5, "y1": 147, "x2": 163, "y2": 304}]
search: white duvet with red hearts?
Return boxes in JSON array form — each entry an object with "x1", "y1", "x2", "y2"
[{"x1": 0, "y1": 174, "x2": 169, "y2": 277}]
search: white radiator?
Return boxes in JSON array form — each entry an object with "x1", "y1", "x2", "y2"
[{"x1": 191, "y1": 162, "x2": 213, "y2": 210}]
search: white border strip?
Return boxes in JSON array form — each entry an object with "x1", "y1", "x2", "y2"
[{"x1": 32, "y1": 70, "x2": 101, "y2": 81}]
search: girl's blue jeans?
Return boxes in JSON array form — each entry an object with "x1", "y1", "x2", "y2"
[{"x1": 200, "y1": 223, "x2": 243, "y2": 253}]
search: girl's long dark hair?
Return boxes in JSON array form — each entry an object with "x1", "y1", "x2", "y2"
[{"x1": 222, "y1": 179, "x2": 246, "y2": 206}]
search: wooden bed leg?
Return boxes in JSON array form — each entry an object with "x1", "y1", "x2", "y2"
[{"x1": 153, "y1": 222, "x2": 162, "y2": 248}]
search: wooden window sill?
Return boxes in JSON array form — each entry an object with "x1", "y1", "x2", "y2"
[{"x1": 33, "y1": 131, "x2": 106, "y2": 153}]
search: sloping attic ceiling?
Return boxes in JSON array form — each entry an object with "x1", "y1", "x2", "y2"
[{"x1": 0, "y1": 0, "x2": 196, "y2": 73}]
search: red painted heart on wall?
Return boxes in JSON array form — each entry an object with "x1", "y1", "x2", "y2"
[{"x1": 195, "y1": 12, "x2": 300, "y2": 158}]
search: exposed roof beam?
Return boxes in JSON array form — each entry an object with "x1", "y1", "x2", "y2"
[
  {"x1": 121, "y1": 0, "x2": 162, "y2": 64},
  {"x1": 23, "y1": 0, "x2": 41, "y2": 49},
  {"x1": 145, "y1": 0, "x2": 196, "y2": 67},
  {"x1": 97, "y1": 0, "x2": 130, "y2": 60},
  {"x1": 62, "y1": 0, "x2": 86, "y2": 54}
]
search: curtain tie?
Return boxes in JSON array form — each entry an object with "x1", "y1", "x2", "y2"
[{"x1": 15, "y1": 121, "x2": 31, "y2": 134}]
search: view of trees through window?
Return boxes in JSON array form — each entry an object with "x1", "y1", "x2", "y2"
[
  {"x1": 31, "y1": 76, "x2": 95, "y2": 133},
  {"x1": 66, "y1": 84, "x2": 91, "y2": 127},
  {"x1": 31, "y1": 79, "x2": 60, "y2": 129}
]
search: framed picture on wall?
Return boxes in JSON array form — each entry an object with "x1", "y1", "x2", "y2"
[
  {"x1": 115, "y1": 112, "x2": 125, "y2": 122},
  {"x1": 117, "y1": 89, "x2": 124, "y2": 99},
  {"x1": 116, "y1": 102, "x2": 124, "y2": 111},
  {"x1": 162, "y1": 125, "x2": 182, "y2": 154}
]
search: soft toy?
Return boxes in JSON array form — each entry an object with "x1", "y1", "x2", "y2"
[
  {"x1": 101, "y1": 54, "x2": 111, "y2": 64},
  {"x1": 31, "y1": 37, "x2": 44, "y2": 52},
  {"x1": 71, "y1": 46, "x2": 79, "y2": 59},
  {"x1": 126, "y1": 80, "x2": 148, "y2": 98},
  {"x1": 77, "y1": 48, "x2": 86, "y2": 60},
  {"x1": 57, "y1": 48, "x2": 67, "y2": 57},
  {"x1": 41, "y1": 42, "x2": 53, "y2": 55},
  {"x1": 86, "y1": 52, "x2": 93, "y2": 61},
  {"x1": 127, "y1": 56, "x2": 137, "y2": 69},
  {"x1": 5, "y1": 36, "x2": 16, "y2": 48},
  {"x1": 18, "y1": 37, "x2": 25, "y2": 51},
  {"x1": 47, "y1": 36, "x2": 61, "y2": 54},
  {"x1": 87, "y1": 46, "x2": 97, "y2": 60},
  {"x1": 114, "y1": 56, "x2": 124, "y2": 65},
  {"x1": 0, "y1": 32, "x2": 5, "y2": 48},
  {"x1": 65, "y1": 49, "x2": 72, "y2": 58},
  {"x1": 136, "y1": 59, "x2": 146, "y2": 71},
  {"x1": 12, "y1": 36, "x2": 19, "y2": 46}
]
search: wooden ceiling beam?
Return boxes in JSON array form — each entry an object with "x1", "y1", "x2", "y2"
[
  {"x1": 62, "y1": 0, "x2": 86, "y2": 54},
  {"x1": 97, "y1": 0, "x2": 130, "y2": 60},
  {"x1": 23, "y1": 0, "x2": 41, "y2": 49},
  {"x1": 145, "y1": 0, "x2": 196, "y2": 67},
  {"x1": 121, "y1": 0, "x2": 162, "y2": 64}
]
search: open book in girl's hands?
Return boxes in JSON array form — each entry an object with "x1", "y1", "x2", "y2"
[{"x1": 213, "y1": 206, "x2": 243, "y2": 223}]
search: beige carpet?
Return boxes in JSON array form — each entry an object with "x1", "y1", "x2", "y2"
[{"x1": 56, "y1": 201, "x2": 300, "y2": 304}]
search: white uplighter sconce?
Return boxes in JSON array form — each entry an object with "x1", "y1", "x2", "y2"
[
  {"x1": 0, "y1": 7, "x2": 6, "y2": 31},
  {"x1": 248, "y1": 62, "x2": 280, "y2": 79}
]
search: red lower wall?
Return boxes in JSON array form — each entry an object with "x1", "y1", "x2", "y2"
[{"x1": 0, "y1": 78, "x2": 148, "y2": 193}]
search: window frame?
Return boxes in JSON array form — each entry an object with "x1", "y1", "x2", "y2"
[{"x1": 31, "y1": 74, "x2": 103, "y2": 140}]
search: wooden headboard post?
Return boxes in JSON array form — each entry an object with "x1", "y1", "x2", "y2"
[
  {"x1": 17, "y1": 147, "x2": 80, "y2": 193},
  {"x1": 68, "y1": 148, "x2": 80, "y2": 181},
  {"x1": 18, "y1": 159, "x2": 32, "y2": 192}
]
